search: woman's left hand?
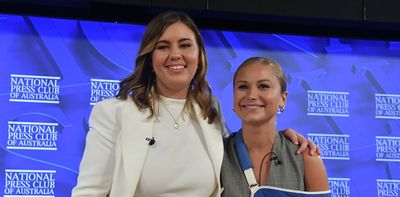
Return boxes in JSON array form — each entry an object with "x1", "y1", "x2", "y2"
[{"x1": 280, "y1": 128, "x2": 321, "y2": 156}]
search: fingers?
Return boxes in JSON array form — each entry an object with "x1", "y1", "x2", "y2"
[
  {"x1": 293, "y1": 131, "x2": 308, "y2": 154},
  {"x1": 307, "y1": 139, "x2": 317, "y2": 156},
  {"x1": 296, "y1": 133, "x2": 319, "y2": 156},
  {"x1": 280, "y1": 128, "x2": 299, "y2": 145},
  {"x1": 297, "y1": 140, "x2": 308, "y2": 154},
  {"x1": 287, "y1": 129, "x2": 299, "y2": 145},
  {"x1": 316, "y1": 145, "x2": 321, "y2": 156},
  {"x1": 281, "y1": 128, "x2": 319, "y2": 156},
  {"x1": 297, "y1": 139, "x2": 318, "y2": 156}
]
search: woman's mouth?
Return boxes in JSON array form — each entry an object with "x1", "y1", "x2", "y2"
[{"x1": 167, "y1": 64, "x2": 186, "y2": 71}]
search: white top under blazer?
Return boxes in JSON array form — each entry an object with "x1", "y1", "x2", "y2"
[{"x1": 134, "y1": 97, "x2": 217, "y2": 196}]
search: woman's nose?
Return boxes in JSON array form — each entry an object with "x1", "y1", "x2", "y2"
[
  {"x1": 169, "y1": 47, "x2": 182, "y2": 60},
  {"x1": 247, "y1": 87, "x2": 258, "y2": 100}
]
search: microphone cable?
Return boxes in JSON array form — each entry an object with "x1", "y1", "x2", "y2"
[{"x1": 258, "y1": 151, "x2": 280, "y2": 185}]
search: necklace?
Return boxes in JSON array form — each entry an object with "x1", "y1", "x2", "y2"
[{"x1": 159, "y1": 101, "x2": 185, "y2": 129}]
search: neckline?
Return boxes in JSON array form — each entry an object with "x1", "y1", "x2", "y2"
[
  {"x1": 234, "y1": 130, "x2": 280, "y2": 186},
  {"x1": 158, "y1": 95, "x2": 186, "y2": 129},
  {"x1": 160, "y1": 95, "x2": 186, "y2": 105},
  {"x1": 234, "y1": 131, "x2": 279, "y2": 169}
]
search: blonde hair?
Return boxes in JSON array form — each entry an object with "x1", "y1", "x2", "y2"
[{"x1": 233, "y1": 57, "x2": 287, "y2": 93}]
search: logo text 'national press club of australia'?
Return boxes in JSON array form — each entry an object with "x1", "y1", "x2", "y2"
[
  {"x1": 329, "y1": 178, "x2": 351, "y2": 197},
  {"x1": 7, "y1": 121, "x2": 58, "y2": 151},
  {"x1": 375, "y1": 94, "x2": 400, "y2": 119},
  {"x1": 307, "y1": 90, "x2": 349, "y2": 117},
  {"x1": 4, "y1": 169, "x2": 56, "y2": 196},
  {"x1": 9, "y1": 74, "x2": 60, "y2": 104},
  {"x1": 90, "y1": 79, "x2": 120, "y2": 105},
  {"x1": 377, "y1": 179, "x2": 400, "y2": 197},
  {"x1": 376, "y1": 136, "x2": 400, "y2": 162},
  {"x1": 308, "y1": 133, "x2": 350, "y2": 160}
]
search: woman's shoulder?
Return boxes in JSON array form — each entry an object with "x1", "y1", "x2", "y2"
[
  {"x1": 90, "y1": 97, "x2": 138, "y2": 119},
  {"x1": 277, "y1": 132, "x2": 301, "y2": 151},
  {"x1": 93, "y1": 97, "x2": 134, "y2": 109},
  {"x1": 95, "y1": 97, "x2": 125, "y2": 106}
]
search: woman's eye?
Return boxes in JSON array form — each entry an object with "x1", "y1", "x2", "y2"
[
  {"x1": 156, "y1": 45, "x2": 168, "y2": 50},
  {"x1": 180, "y1": 43, "x2": 192, "y2": 48},
  {"x1": 237, "y1": 85, "x2": 248, "y2": 90},
  {"x1": 259, "y1": 84, "x2": 269, "y2": 89}
]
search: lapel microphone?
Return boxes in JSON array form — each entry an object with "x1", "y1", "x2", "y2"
[
  {"x1": 270, "y1": 153, "x2": 282, "y2": 165},
  {"x1": 145, "y1": 137, "x2": 156, "y2": 146},
  {"x1": 259, "y1": 151, "x2": 282, "y2": 185}
]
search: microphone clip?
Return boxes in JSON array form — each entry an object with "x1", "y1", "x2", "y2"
[
  {"x1": 145, "y1": 137, "x2": 156, "y2": 146},
  {"x1": 270, "y1": 153, "x2": 282, "y2": 165}
]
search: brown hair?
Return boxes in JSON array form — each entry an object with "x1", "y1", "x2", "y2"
[
  {"x1": 117, "y1": 11, "x2": 218, "y2": 124},
  {"x1": 233, "y1": 57, "x2": 287, "y2": 93}
]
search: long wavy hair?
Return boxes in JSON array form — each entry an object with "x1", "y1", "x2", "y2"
[{"x1": 117, "y1": 11, "x2": 219, "y2": 124}]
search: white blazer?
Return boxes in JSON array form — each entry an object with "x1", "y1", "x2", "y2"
[{"x1": 72, "y1": 98, "x2": 226, "y2": 197}]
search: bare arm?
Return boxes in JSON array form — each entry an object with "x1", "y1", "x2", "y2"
[{"x1": 302, "y1": 148, "x2": 330, "y2": 191}]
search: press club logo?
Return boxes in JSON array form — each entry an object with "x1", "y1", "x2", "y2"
[
  {"x1": 9, "y1": 74, "x2": 61, "y2": 104},
  {"x1": 375, "y1": 94, "x2": 400, "y2": 119},
  {"x1": 376, "y1": 136, "x2": 400, "y2": 162},
  {"x1": 308, "y1": 133, "x2": 350, "y2": 160},
  {"x1": 3, "y1": 169, "x2": 56, "y2": 196},
  {"x1": 329, "y1": 178, "x2": 350, "y2": 197},
  {"x1": 307, "y1": 90, "x2": 349, "y2": 117},
  {"x1": 90, "y1": 79, "x2": 120, "y2": 105},
  {"x1": 377, "y1": 179, "x2": 400, "y2": 197},
  {"x1": 7, "y1": 121, "x2": 59, "y2": 150}
]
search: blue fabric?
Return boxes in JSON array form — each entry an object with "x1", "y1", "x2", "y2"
[
  {"x1": 234, "y1": 130, "x2": 253, "y2": 171},
  {"x1": 254, "y1": 186, "x2": 331, "y2": 197}
]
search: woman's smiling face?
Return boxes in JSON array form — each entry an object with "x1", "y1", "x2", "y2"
[
  {"x1": 233, "y1": 62, "x2": 287, "y2": 125},
  {"x1": 152, "y1": 21, "x2": 199, "y2": 99}
]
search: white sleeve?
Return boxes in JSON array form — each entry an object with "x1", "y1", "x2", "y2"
[{"x1": 72, "y1": 99, "x2": 121, "y2": 196}]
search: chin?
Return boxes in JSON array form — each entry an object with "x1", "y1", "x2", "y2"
[
  {"x1": 169, "y1": 81, "x2": 191, "y2": 89},
  {"x1": 242, "y1": 117, "x2": 263, "y2": 124}
]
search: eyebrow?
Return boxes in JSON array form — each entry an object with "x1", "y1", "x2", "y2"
[
  {"x1": 236, "y1": 79, "x2": 272, "y2": 83},
  {"x1": 258, "y1": 79, "x2": 272, "y2": 83},
  {"x1": 156, "y1": 38, "x2": 194, "y2": 44}
]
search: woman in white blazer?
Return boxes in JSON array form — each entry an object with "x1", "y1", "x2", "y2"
[{"x1": 72, "y1": 11, "x2": 317, "y2": 197}]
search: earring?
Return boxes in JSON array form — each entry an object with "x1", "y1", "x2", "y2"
[{"x1": 279, "y1": 106, "x2": 285, "y2": 113}]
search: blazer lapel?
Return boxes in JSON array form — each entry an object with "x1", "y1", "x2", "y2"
[
  {"x1": 120, "y1": 100, "x2": 154, "y2": 195},
  {"x1": 193, "y1": 103, "x2": 224, "y2": 188}
]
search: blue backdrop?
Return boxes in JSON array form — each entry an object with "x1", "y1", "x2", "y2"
[{"x1": 1, "y1": 14, "x2": 399, "y2": 197}]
